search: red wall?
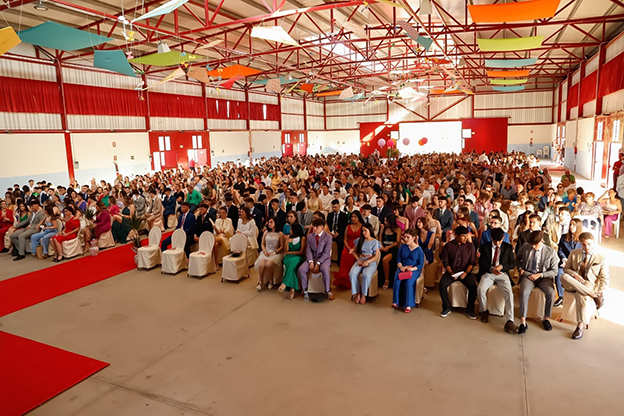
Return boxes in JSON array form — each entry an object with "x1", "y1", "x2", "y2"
[
  {"x1": 148, "y1": 131, "x2": 211, "y2": 170},
  {"x1": 461, "y1": 118, "x2": 508, "y2": 154},
  {"x1": 359, "y1": 122, "x2": 400, "y2": 157}
]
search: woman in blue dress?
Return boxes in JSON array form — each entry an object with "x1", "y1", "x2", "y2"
[
  {"x1": 392, "y1": 228, "x2": 425, "y2": 313},
  {"x1": 348, "y1": 223, "x2": 382, "y2": 304},
  {"x1": 416, "y1": 217, "x2": 435, "y2": 264}
]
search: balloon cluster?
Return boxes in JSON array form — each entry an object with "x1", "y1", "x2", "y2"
[
  {"x1": 377, "y1": 138, "x2": 396, "y2": 148},
  {"x1": 418, "y1": 137, "x2": 428, "y2": 146}
]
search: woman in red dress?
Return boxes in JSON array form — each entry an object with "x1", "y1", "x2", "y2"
[
  {"x1": 50, "y1": 206, "x2": 81, "y2": 262},
  {"x1": 0, "y1": 200, "x2": 14, "y2": 252},
  {"x1": 332, "y1": 211, "x2": 364, "y2": 289}
]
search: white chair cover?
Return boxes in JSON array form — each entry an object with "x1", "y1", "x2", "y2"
[
  {"x1": 221, "y1": 234, "x2": 249, "y2": 282},
  {"x1": 331, "y1": 241, "x2": 338, "y2": 262},
  {"x1": 168, "y1": 215, "x2": 178, "y2": 229},
  {"x1": 97, "y1": 230, "x2": 115, "y2": 249},
  {"x1": 152, "y1": 216, "x2": 165, "y2": 232},
  {"x1": 424, "y1": 261, "x2": 440, "y2": 287},
  {"x1": 62, "y1": 238, "x2": 83, "y2": 259},
  {"x1": 486, "y1": 284, "x2": 506, "y2": 317},
  {"x1": 448, "y1": 280, "x2": 468, "y2": 308},
  {"x1": 415, "y1": 274, "x2": 425, "y2": 306},
  {"x1": 358, "y1": 270, "x2": 378, "y2": 297},
  {"x1": 576, "y1": 215, "x2": 601, "y2": 243},
  {"x1": 188, "y1": 232, "x2": 217, "y2": 278},
  {"x1": 161, "y1": 229, "x2": 187, "y2": 275},
  {"x1": 561, "y1": 290, "x2": 597, "y2": 326},
  {"x1": 308, "y1": 272, "x2": 326, "y2": 293},
  {"x1": 137, "y1": 227, "x2": 162, "y2": 270}
]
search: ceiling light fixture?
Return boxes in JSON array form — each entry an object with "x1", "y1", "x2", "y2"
[
  {"x1": 34, "y1": 0, "x2": 48, "y2": 11},
  {"x1": 157, "y1": 41, "x2": 170, "y2": 54}
]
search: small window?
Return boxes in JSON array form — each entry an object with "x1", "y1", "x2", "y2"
[
  {"x1": 192, "y1": 135, "x2": 197, "y2": 149},
  {"x1": 299, "y1": 133, "x2": 305, "y2": 143},
  {"x1": 197, "y1": 135, "x2": 202, "y2": 148},
  {"x1": 227, "y1": 101, "x2": 230, "y2": 118},
  {"x1": 597, "y1": 121, "x2": 604, "y2": 141},
  {"x1": 562, "y1": 126, "x2": 566, "y2": 138},
  {"x1": 263, "y1": 104, "x2": 267, "y2": 119},
  {"x1": 285, "y1": 133, "x2": 291, "y2": 144},
  {"x1": 165, "y1": 136, "x2": 171, "y2": 151},
  {"x1": 158, "y1": 136, "x2": 165, "y2": 151}
]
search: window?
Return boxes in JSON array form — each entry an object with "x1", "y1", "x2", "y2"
[
  {"x1": 164, "y1": 136, "x2": 171, "y2": 151},
  {"x1": 597, "y1": 121, "x2": 604, "y2": 141},
  {"x1": 613, "y1": 120, "x2": 621, "y2": 142},
  {"x1": 299, "y1": 133, "x2": 305, "y2": 143},
  {"x1": 158, "y1": 136, "x2": 164, "y2": 151},
  {"x1": 227, "y1": 101, "x2": 230, "y2": 118},
  {"x1": 192, "y1": 135, "x2": 203, "y2": 149},
  {"x1": 263, "y1": 104, "x2": 267, "y2": 119},
  {"x1": 285, "y1": 133, "x2": 291, "y2": 144},
  {"x1": 160, "y1": 152, "x2": 165, "y2": 165}
]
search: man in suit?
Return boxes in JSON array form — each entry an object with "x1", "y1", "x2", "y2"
[
  {"x1": 11, "y1": 200, "x2": 45, "y2": 261},
  {"x1": 245, "y1": 197, "x2": 264, "y2": 230},
  {"x1": 360, "y1": 204, "x2": 380, "y2": 236},
  {"x1": 297, "y1": 218, "x2": 336, "y2": 302},
  {"x1": 439, "y1": 226, "x2": 477, "y2": 319},
  {"x1": 193, "y1": 203, "x2": 214, "y2": 243},
  {"x1": 296, "y1": 201, "x2": 314, "y2": 234},
  {"x1": 270, "y1": 198, "x2": 286, "y2": 233},
  {"x1": 404, "y1": 196, "x2": 425, "y2": 228},
  {"x1": 162, "y1": 187, "x2": 177, "y2": 227},
  {"x1": 516, "y1": 214, "x2": 551, "y2": 255},
  {"x1": 327, "y1": 199, "x2": 349, "y2": 266},
  {"x1": 516, "y1": 230, "x2": 559, "y2": 334},
  {"x1": 257, "y1": 194, "x2": 271, "y2": 230},
  {"x1": 146, "y1": 188, "x2": 164, "y2": 229},
  {"x1": 224, "y1": 194, "x2": 239, "y2": 231},
  {"x1": 372, "y1": 198, "x2": 391, "y2": 225},
  {"x1": 161, "y1": 202, "x2": 196, "y2": 257},
  {"x1": 477, "y1": 228, "x2": 518, "y2": 333},
  {"x1": 435, "y1": 197, "x2": 454, "y2": 242},
  {"x1": 132, "y1": 189, "x2": 147, "y2": 218},
  {"x1": 561, "y1": 232, "x2": 608, "y2": 339}
]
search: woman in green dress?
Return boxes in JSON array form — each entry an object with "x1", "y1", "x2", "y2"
[
  {"x1": 278, "y1": 224, "x2": 307, "y2": 300},
  {"x1": 112, "y1": 196, "x2": 133, "y2": 244}
]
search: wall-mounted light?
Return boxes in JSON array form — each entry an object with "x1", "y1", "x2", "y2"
[{"x1": 34, "y1": 0, "x2": 48, "y2": 11}]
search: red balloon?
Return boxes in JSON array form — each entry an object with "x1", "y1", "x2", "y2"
[
  {"x1": 387, "y1": 139, "x2": 396, "y2": 147},
  {"x1": 421, "y1": 137, "x2": 428, "y2": 145},
  {"x1": 402, "y1": 138, "x2": 410, "y2": 145}
]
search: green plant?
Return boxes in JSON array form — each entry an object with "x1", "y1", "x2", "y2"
[
  {"x1": 386, "y1": 148, "x2": 400, "y2": 159},
  {"x1": 129, "y1": 233, "x2": 142, "y2": 252},
  {"x1": 200, "y1": 185, "x2": 212, "y2": 198},
  {"x1": 83, "y1": 207, "x2": 96, "y2": 221},
  {"x1": 129, "y1": 213, "x2": 146, "y2": 232}
]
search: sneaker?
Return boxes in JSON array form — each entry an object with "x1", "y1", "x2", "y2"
[
  {"x1": 468, "y1": 310, "x2": 477, "y2": 320},
  {"x1": 256, "y1": 283, "x2": 262, "y2": 292},
  {"x1": 518, "y1": 324, "x2": 528, "y2": 335},
  {"x1": 440, "y1": 309, "x2": 451, "y2": 318},
  {"x1": 267, "y1": 282, "x2": 274, "y2": 290},
  {"x1": 543, "y1": 319, "x2": 553, "y2": 331},
  {"x1": 554, "y1": 297, "x2": 563, "y2": 307},
  {"x1": 304, "y1": 291, "x2": 309, "y2": 302}
]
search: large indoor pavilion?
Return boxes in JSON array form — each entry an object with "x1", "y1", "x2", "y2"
[{"x1": 1, "y1": 0, "x2": 624, "y2": 415}]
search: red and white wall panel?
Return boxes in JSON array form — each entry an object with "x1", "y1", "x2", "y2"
[
  {"x1": 281, "y1": 97, "x2": 305, "y2": 130},
  {"x1": 325, "y1": 100, "x2": 386, "y2": 130},
  {"x1": 306, "y1": 101, "x2": 324, "y2": 130},
  {"x1": 475, "y1": 91, "x2": 553, "y2": 124}
]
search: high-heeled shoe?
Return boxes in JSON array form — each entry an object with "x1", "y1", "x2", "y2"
[{"x1": 382, "y1": 281, "x2": 389, "y2": 290}]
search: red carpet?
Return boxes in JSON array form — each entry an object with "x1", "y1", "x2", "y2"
[
  {"x1": 0, "y1": 331, "x2": 109, "y2": 416},
  {"x1": 0, "y1": 232, "x2": 171, "y2": 317}
]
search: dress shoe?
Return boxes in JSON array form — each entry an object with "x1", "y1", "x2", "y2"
[
  {"x1": 594, "y1": 294, "x2": 604, "y2": 310},
  {"x1": 0, "y1": 248, "x2": 8, "y2": 253},
  {"x1": 543, "y1": 319, "x2": 553, "y2": 331},
  {"x1": 504, "y1": 321, "x2": 519, "y2": 334},
  {"x1": 518, "y1": 324, "x2": 528, "y2": 335},
  {"x1": 11, "y1": 250, "x2": 18, "y2": 257},
  {"x1": 554, "y1": 297, "x2": 563, "y2": 307},
  {"x1": 440, "y1": 309, "x2": 451, "y2": 318},
  {"x1": 572, "y1": 327, "x2": 584, "y2": 340},
  {"x1": 468, "y1": 310, "x2": 477, "y2": 320},
  {"x1": 327, "y1": 292, "x2": 336, "y2": 301},
  {"x1": 480, "y1": 310, "x2": 489, "y2": 323},
  {"x1": 13, "y1": 255, "x2": 25, "y2": 261}
]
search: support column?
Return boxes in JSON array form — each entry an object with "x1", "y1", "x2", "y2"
[
  {"x1": 244, "y1": 87, "x2": 251, "y2": 131},
  {"x1": 595, "y1": 44, "x2": 606, "y2": 116},
  {"x1": 142, "y1": 73, "x2": 151, "y2": 131},
  {"x1": 202, "y1": 84, "x2": 208, "y2": 131},
  {"x1": 277, "y1": 94, "x2": 282, "y2": 130},
  {"x1": 577, "y1": 61, "x2": 585, "y2": 118},
  {"x1": 303, "y1": 96, "x2": 307, "y2": 131},
  {"x1": 323, "y1": 99, "x2": 327, "y2": 131},
  {"x1": 55, "y1": 60, "x2": 75, "y2": 182}
]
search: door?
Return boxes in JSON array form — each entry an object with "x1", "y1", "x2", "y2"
[
  {"x1": 593, "y1": 141, "x2": 604, "y2": 182},
  {"x1": 163, "y1": 151, "x2": 178, "y2": 169},
  {"x1": 297, "y1": 132, "x2": 307, "y2": 156},
  {"x1": 282, "y1": 132, "x2": 293, "y2": 157}
]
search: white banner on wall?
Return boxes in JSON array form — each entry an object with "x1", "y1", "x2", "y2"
[{"x1": 398, "y1": 121, "x2": 463, "y2": 155}]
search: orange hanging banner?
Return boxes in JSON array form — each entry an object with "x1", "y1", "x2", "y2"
[
  {"x1": 487, "y1": 70, "x2": 531, "y2": 78},
  {"x1": 468, "y1": 0, "x2": 560, "y2": 23}
]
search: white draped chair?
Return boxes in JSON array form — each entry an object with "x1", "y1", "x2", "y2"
[
  {"x1": 62, "y1": 238, "x2": 83, "y2": 259},
  {"x1": 448, "y1": 281, "x2": 469, "y2": 308},
  {"x1": 137, "y1": 227, "x2": 162, "y2": 270},
  {"x1": 188, "y1": 232, "x2": 217, "y2": 278},
  {"x1": 161, "y1": 229, "x2": 187, "y2": 275},
  {"x1": 221, "y1": 234, "x2": 249, "y2": 283},
  {"x1": 97, "y1": 230, "x2": 115, "y2": 249}
]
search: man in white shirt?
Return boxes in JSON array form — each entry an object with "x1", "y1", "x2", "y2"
[{"x1": 319, "y1": 184, "x2": 333, "y2": 213}]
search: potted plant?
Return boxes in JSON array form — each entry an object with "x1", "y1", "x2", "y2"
[{"x1": 128, "y1": 213, "x2": 146, "y2": 265}]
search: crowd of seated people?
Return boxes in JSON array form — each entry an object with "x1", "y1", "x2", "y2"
[{"x1": 0, "y1": 150, "x2": 614, "y2": 340}]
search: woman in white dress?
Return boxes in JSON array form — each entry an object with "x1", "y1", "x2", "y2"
[
  {"x1": 236, "y1": 207, "x2": 258, "y2": 249},
  {"x1": 254, "y1": 217, "x2": 284, "y2": 291},
  {"x1": 213, "y1": 206, "x2": 234, "y2": 267}
]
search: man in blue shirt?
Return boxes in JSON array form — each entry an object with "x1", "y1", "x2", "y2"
[{"x1": 480, "y1": 215, "x2": 510, "y2": 246}]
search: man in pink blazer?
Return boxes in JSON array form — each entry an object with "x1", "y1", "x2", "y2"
[
  {"x1": 405, "y1": 196, "x2": 426, "y2": 228},
  {"x1": 298, "y1": 218, "x2": 335, "y2": 302}
]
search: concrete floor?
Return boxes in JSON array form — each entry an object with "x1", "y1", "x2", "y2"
[{"x1": 2, "y1": 170, "x2": 624, "y2": 416}]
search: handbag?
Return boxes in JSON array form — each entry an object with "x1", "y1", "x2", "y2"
[{"x1": 398, "y1": 270, "x2": 412, "y2": 280}]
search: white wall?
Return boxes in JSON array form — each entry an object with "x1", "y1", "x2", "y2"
[
  {"x1": 307, "y1": 130, "x2": 360, "y2": 155},
  {"x1": 564, "y1": 120, "x2": 578, "y2": 171},
  {"x1": 507, "y1": 124, "x2": 555, "y2": 157},
  {"x1": 0, "y1": 133, "x2": 70, "y2": 191},
  {"x1": 72, "y1": 132, "x2": 151, "y2": 184},
  {"x1": 210, "y1": 131, "x2": 250, "y2": 165},
  {"x1": 251, "y1": 131, "x2": 281, "y2": 159}
]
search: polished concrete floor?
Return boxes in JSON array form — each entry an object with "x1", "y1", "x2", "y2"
[{"x1": 2, "y1": 171, "x2": 624, "y2": 416}]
